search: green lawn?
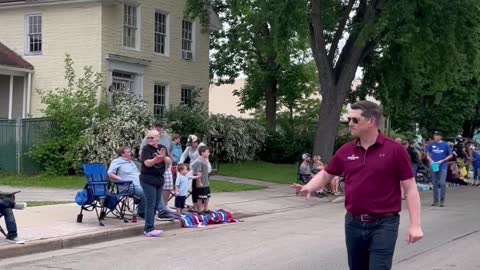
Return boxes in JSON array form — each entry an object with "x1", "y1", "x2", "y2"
[
  {"x1": 210, "y1": 180, "x2": 265, "y2": 192},
  {"x1": 0, "y1": 174, "x2": 264, "y2": 192},
  {"x1": 218, "y1": 161, "x2": 297, "y2": 185},
  {"x1": 0, "y1": 174, "x2": 85, "y2": 189}
]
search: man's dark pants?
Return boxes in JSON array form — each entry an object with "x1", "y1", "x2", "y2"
[
  {"x1": 345, "y1": 213, "x2": 400, "y2": 270},
  {"x1": 0, "y1": 199, "x2": 18, "y2": 240}
]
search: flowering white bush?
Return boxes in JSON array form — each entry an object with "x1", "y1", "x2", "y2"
[{"x1": 81, "y1": 88, "x2": 155, "y2": 165}]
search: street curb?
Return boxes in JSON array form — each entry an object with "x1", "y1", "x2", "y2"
[{"x1": 0, "y1": 212, "x2": 249, "y2": 260}]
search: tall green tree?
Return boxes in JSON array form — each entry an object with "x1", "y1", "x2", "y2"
[
  {"x1": 353, "y1": 1, "x2": 480, "y2": 139},
  {"x1": 186, "y1": 0, "x2": 311, "y2": 131},
  {"x1": 310, "y1": 0, "x2": 480, "y2": 160},
  {"x1": 189, "y1": 0, "x2": 480, "y2": 161}
]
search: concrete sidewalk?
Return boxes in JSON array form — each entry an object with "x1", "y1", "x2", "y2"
[
  {"x1": 2, "y1": 174, "x2": 469, "y2": 259},
  {"x1": 0, "y1": 181, "x2": 333, "y2": 259},
  {"x1": 0, "y1": 186, "x2": 76, "y2": 202}
]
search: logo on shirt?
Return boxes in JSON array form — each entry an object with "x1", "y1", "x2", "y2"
[{"x1": 347, "y1": 155, "x2": 359, "y2": 161}]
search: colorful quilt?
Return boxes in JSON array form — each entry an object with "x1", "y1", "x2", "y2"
[{"x1": 175, "y1": 209, "x2": 238, "y2": 228}]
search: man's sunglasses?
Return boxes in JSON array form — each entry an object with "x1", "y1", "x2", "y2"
[{"x1": 347, "y1": 117, "x2": 361, "y2": 124}]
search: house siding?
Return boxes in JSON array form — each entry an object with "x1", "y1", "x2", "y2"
[
  {"x1": 102, "y1": 0, "x2": 210, "y2": 113},
  {"x1": 0, "y1": 0, "x2": 210, "y2": 117},
  {"x1": 0, "y1": 2, "x2": 103, "y2": 116}
]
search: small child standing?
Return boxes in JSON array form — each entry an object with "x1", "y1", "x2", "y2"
[
  {"x1": 174, "y1": 164, "x2": 190, "y2": 215},
  {"x1": 191, "y1": 146, "x2": 211, "y2": 214}
]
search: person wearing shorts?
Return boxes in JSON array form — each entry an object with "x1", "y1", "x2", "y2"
[
  {"x1": 162, "y1": 165, "x2": 174, "y2": 207},
  {"x1": 191, "y1": 146, "x2": 211, "y2": 214}
]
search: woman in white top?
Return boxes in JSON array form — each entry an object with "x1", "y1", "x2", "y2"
[{"x1": 179, "y1": 135, "x2": 211, "y2": 172}]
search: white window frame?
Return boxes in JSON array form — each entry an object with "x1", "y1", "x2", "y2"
[
  {"x1": 154, "y1": 11, "x2": 169, "y2": 56},
  {"x1": 153, "y1": 83, "x2": 169, "y2": 118},
  {"x1": 123, "y1": 3, "x2": 141, "y2": 50},
  {"x1": 25, "y1": 14, "x2": 43, "y2": 55},
  {"x1": 111, "y1": 71, "x2": 136, "y2": 92},
  {"x1": 107, "y1": 58, "x2": 145, "y2": 96},
  {"x1": 181, "y1": 19, "x2": 195, "y2": 61},
  {"x1": 181, "y1": 86, "x2": 194, "y2": 106}
]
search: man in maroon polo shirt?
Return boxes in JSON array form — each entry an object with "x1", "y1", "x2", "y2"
[{"x1": 294, "y1": 101, "x2": 423, "y2": 270}]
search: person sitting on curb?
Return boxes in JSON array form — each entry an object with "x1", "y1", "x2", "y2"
[
  {"x1": 108, "y1": 146, "x2": 146, "y2": 219},
  {"x1": 0, "y1": 198, "x2": 26, "y2": 244}
]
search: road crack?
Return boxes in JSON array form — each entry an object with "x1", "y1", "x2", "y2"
[{"x1": 396, "y1": 230, "x2": 480, "y2": 264}]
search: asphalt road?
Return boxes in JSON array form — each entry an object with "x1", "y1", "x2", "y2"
[{"x1": 1, "y1": 186, "x2": 479, "y2": 270}]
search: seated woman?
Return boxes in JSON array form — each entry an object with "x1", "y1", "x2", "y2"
[
  {"x1": 0, "y1": 198, "x2": 26, "y2": 244},
  {"x1": 311, "y1": 155, "x2": 325, "y2": 174},
  {"x1": 298, "y1": 154, "x2": 314, "y2": 183}
]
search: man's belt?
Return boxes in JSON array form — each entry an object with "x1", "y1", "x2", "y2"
[{"x1": 348, "y1": 212, "x2": 398, "y2": 222}]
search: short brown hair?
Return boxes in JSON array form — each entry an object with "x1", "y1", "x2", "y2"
[
  {"x1": 350, "y1": 100, "x2": 383, "y2": 125},
  {"x1": 172, "y1": 134, "x2": 181, "y2": 140},
  {"x1": 198, "y1": 145, "x2": 209, "y2": 155},
  {"x1": 116, "y1": 146, "x2": 130, "y2": 156},
  {"x1": 177, "y1": 163, "x2": 188, "y2": 172},
  {"x1": 153, "y1": 121, "x2": 163, "y2": 128}
]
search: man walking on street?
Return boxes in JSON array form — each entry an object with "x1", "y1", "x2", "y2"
[
  {"x1": 294, "y1": 101, "x2": 423, "y2": 270},
  {"x1": 427, "y1": 131, "x2": 453, "y2": 207}
]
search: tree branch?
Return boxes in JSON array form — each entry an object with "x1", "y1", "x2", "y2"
[
  {"x1": 327, "y1": 0, "x2": 356, "y2": 65},
  {"x1": 334, "y1": 0, "x2": 385, "y2": 91},
  {"x1": 310, "y1": 0, "x2": 335, "y2": 93}
]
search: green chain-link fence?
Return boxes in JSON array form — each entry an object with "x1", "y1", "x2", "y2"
[{"x1": 0, "y1": 118, "x2": 54, "y2": 175}]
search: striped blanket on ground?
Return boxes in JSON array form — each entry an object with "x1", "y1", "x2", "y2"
[{"x1": 174, "y1": 209, "x2": 238, "y2": 228}]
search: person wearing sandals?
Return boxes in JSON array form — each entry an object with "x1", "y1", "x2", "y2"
[
  {"x1": 191, "y1": 146, "x2": 212, "y2": 214},
  {"x1": 140, "y1": 129, "x2": 171, "y2": 237}
]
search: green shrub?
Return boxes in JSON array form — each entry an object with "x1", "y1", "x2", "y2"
[
  {"x1": 31, "y1": 55, "x2": 104, "y2": 175},
  {"x1": 259, "y1": 129, "x2": 313, "y2": 163},
  {"x1": 208, "y1": 115, "x2": 266, "y2": 162},
  {"x1": 164, "y1": 104, "x2": 209, "y2": 142},
  {"x1": 165, "y1": 106, "x2": 266, "y2": 162}
]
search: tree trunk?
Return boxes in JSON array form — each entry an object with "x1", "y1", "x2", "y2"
[
  {"x1": 265, "y1": 79, "x2": 278, "y2": 131},
  {"x1": 309, "y1": 0, "x2": 385, "y2": 161},
  {"x1": 462, "y1": 105, "x2": 479, "y2": 138},
  {"x1": 313, "y1": 90, "x2": 346, "y2": 162}
]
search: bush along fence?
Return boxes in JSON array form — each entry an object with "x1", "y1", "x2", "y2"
[{"x1": 0, "y1": 118, "x2": 54, "y2": 175}]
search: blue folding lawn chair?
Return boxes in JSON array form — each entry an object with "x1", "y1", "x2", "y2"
[{"x1": 77, "y1": 164, "x2": 135, "y2": 226}]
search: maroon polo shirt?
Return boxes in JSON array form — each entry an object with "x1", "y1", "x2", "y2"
[{"x1": 325, "y1": 133, "x2": 414, "y2": 215}]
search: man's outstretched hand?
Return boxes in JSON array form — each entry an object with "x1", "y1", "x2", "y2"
[{"x1": 292, "y1": 184, "x2": 312, "y2": 200}]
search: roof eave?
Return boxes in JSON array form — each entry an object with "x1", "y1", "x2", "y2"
[{"x1": 0, "y1": 0, "x2": 103, "y2": 9}]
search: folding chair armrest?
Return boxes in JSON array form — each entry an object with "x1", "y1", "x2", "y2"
[
  {"x1": 111, "y1": 180, "x2": 133, "y2": 185},
  {"x1": 88, "y1": 181, "x2": 109, "y2": 185}
]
